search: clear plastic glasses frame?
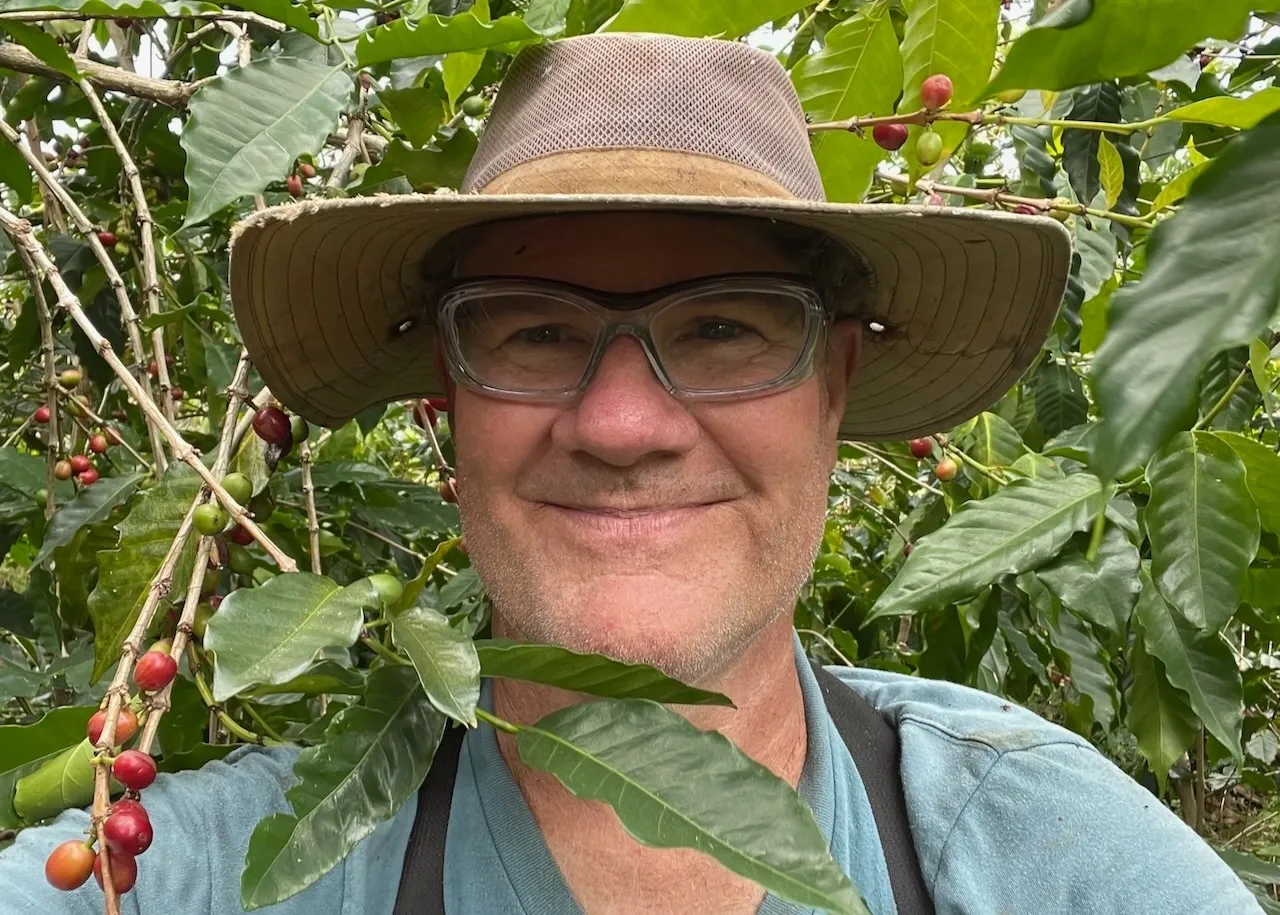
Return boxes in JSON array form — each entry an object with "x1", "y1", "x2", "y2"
[{"x1": 434, "y1": 272, "x2": 830, "y2": 403}]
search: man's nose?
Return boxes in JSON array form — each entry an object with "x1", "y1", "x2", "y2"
[{"x1": 551, "y1": 336, "x2": 699, "y2": 467}]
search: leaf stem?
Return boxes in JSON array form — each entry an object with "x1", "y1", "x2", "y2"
[
  {"x1": 362, "y1": 636, "x2": 410, "y2": 666},
  {"x1": 238, "y1": 699, "x2": 290, "y2": 745},
  {"x1": 475, "y1": 706, "x2": 520, "y2": 734},
  {"x1": 1193, "y1": 365, "x2": 1250, "y2": 431}
]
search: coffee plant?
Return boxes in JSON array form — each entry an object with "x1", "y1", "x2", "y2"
[{"x1": 2, "y1": 0, "x2": 1280, "y2": 912}]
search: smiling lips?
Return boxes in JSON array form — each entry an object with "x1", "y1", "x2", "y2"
[{"x1": 540, "y1": 501, "x2": 726, "y2": 538}]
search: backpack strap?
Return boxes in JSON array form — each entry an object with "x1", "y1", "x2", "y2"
[
  {"x1": 810, "y1": 661, "x2": 935, "y2": 915},
  {"x1": 393, "y1": 668, "x2": 934, "y2": 915},
  {"x1": 393, "y1": 723, "x2": 466, "y2": 915}
]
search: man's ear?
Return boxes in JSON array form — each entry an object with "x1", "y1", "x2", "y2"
[{"x1": 822, "y1": 319, "x2": 862, "y2": 435}]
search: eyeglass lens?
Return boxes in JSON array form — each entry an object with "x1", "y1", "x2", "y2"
[{"x1": 450, "y1": 287, "x2": 812, "y2": 394}]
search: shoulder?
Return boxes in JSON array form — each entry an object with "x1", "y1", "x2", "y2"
[{"x1": 822, "y1": 666, "x2": 1262, "y2": 913}]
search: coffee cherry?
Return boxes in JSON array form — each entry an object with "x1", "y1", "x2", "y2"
[
  {"x1": 78, "y1": 468, "x2": 100, "y2": 486},
  {"x1": 93, "y1": 850, "x2": 137, "y2": 894},
  {"x1": 908, "y1": 438, "x2": 932, "y2": 459},
  {"x1": 45, "y1": 839, "x2": 95, "y2": 890},
  {"x1": 996, "y1": 87, "x2": 1026, "y2": 104},
  {"x1": 916, "y1": 131, "x2": 944, "y2": 166},
  {"x1": 222, "y1": 472, "x2": 253, "y2": 505},
  {"x1": 369, "y1": 573, "x2": 404, "y2": 607},
  {"x1": 59, "y1": 368, "x2": 82, "y2": 387},
  {"x1": 98, "y1": 230, "x2": 117, "y2": 248},
  {"x1": 88, "y1": 705, "x2": 139, "y2": 747},
  {"x1": 201, "y1": 568, "x2": 221, "y2": 596},
  {"x1": 209, "y1": 594, "x2": 223, "y2": 610},
  {"x1": 194, "y1": 503, "x2": 229, "y2": 536},
  {"x1": 934, "y1": 458, "x2": 959, "y2": 481},
  {"x1": 34, "y1": 488, "x2": 48, "y2": 504},
  {"x1": 111, "y1": 798, "x2": 148, "y2": 820},
  {"x1": 872, "y1": 123, "x2": 909, "y2": 151},
  {"x1": 34, "y1": 405, "x2": 51, "y2": 423},
  {"x1": 67, "y1": 395, "x2": 90, "y2": 418},
  {"x1": 228, "y1": 524, "x2": 254, "y2": 546},
  {"x1": 111, "y1": 750, "x2": 157, "y2": 791},
  {"x1": 133, "y1": 650, "x2": 177, "y2": 692},
  {"x1": 147, "y1": 360, "x2": 159, "y2": 378},
  {"x1": 426, "y1": 396, "x2": 449, "y2": 412},
  {"x1": 89, "y1": 434, "x2": 109, "y2": 454},
  {"x1": 77, "y1": 134, "x2": 91, "y2": 148},
  {"x1": 253, "y1": 406, "x2": 291, "y2": 445},
  {"x1": 299, "y1": 162, "x2": 317, "y2": 179},
  {"x1": 1012, "y1": 203, "x2": 1039, "y2": 216},
  {"x1": 414, "y1": 399, "x2": 438, "y2": 429},
  {"x1": 170, "y1": 386, "x2": 184, "y2": 402},
  {"x1": 54, "y1": 460, "x2": 73, "y2": 481},
  {"x1": 438, "y1": 479, "x2": 458, "y2": 503},
  {"x1": 104, "y1": 806, "x2": 153, "y2": 856},
  {"x1": 903, "y1": 542, "x2": 914, "y2": 557},
  {"x1": 461, "y1": 95, "x2": 488, "y2": 118},
  {"x1": 920, "y1": 73, "x2": 954, "y2": 109},
  {"x1": 925, "y1": 193, "x2": 945, "y2": 207},
  {"x1": 287, "y1": 174, "x2": 303, "y2": 198},
  {"x1": 290, "y1": 415, "x2": 309, "y2": 443},
  {"x1": 70, "y1": 455, "x2": 93, "y2": 475},
  {"x1": 228, "y1": 544, "x2": 256, "y2": 575},
  {"x1": 193, "y1": 601, "x2": 216, "y2": 638}
]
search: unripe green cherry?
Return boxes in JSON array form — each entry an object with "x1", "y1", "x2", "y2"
[
  {"x1": 461, "y1": 95, "x2": 488, "y2": 118},
  {"x1": 193, "y1": 503, "x2": 228, "y2": 536},
  {"x1": 228, "y1": 544, "x2": 256, "y2": 576},
  {"x1": 222, "y1": 472, "x2": 253, "y2": 505},
  {"x1": 916, "y1": 131, "x2": 944, "y2": 167}
]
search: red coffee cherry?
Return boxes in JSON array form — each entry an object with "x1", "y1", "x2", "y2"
[
  {"x1": 872, "y1": 123, "x2": 909, "y2": 151},
  {"x1": 87, "y1": 705, "x2": 139, "y2": 747},
  {"x1": 133, "y1": 650, "x2": 177, "y2": 692},
  {"x1": 252, "y1": 406, "x2": 291, "y2": 445},
  {"x1": 34, "y1": 405, "x2": 51, "y2": 423},
  {"x1": 45, "y1": 840, "x2": 95, "y2": 890},
  {"x1": 228, "y1": 524, "x2": 255, "y2": 546},
  {"x1": 908, "y1": 438, "x2": 932, "y2": 459},
  {"x1": 934, "y1": 458, "x2": 959, "y2": 481},
  {"x1": 90, "y1": 434, "x2": 109, "y2": 454},
  {"x1": 70, "y1": 455, "x2": 93, "y2": 475},
  {"x1": 920, "y1": 73, "x2": 954, "y2": 109},
  {"x1": 98, "y1": 230, "x2": 118, "y2": 248},
  {"x1": 112, "y1": 750, "x2": 157, "y2": 791},
  {"x1": 104, "y1": 806, "x2": 153, "y2": 857},
  {"x1": 54, "y1": 460, "x2": 73, "y2": 481},
  {"x1": 78, "y1": 467, "x2": 100, "y2": 486},
  {"x1": 93, "y1": 850, "x2": 138, "y2": 894}
]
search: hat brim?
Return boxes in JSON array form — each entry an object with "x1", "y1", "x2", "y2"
[{"x1": 228, "y1": 194, "x2": 1071, "y2": 440}]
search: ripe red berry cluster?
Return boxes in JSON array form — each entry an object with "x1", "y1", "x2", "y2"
[
  {"x1": 45, "y1": 792, "x2": 155, "y2": 894},
  {"x1": 906, "y1": 436, "x2": 958, "y2": 481},
  {"x1": 871, "y1": 73, "x2": 953, "y2": 168}
]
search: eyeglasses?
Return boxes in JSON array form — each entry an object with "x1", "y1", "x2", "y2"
[{"x1": 434, "y1": 273, "x2": 829, "y2": 403}]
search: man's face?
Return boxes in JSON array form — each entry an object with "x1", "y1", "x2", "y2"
[{"x1": 449, "y1": 212, "x2": 859, "y2": 684}]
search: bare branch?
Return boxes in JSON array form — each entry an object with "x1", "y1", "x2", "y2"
[
  {"x1": 0, "y1": 210, "x2": 299, "y2": 572},
  {"x1": 18, "y1": 245, "x2": 60, "y2": 518},
  {"x1": 0, "y1": 117, "x2": 170, "y2": 468},
  {"x1": 0, "y1": 43, "x2": 196, "y2": 107},
  {"x1": 299, "y1": 441, "x2": 322, "y2": 573},
  {"x1": 327, "y1": 81, "x2": 370, "y2": 190}
]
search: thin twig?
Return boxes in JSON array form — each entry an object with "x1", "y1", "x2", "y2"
[
  {"x1": 844, "y1": 442, "x2": 943, "y2": 496},
  {"x1": 1193, "y1": 365, "x2": 1250, "y2": 431},
  {"x1": 76, "y1": 75, "x2": 177, "y2": 424},
  {"x1": 299, "y1": 442, "x2": 322, "y2": 574},
  {"x1": 327, "y1": 80, "x2": 370, "y2": 190},
  {"x1": 808, "y1": 105, "x2": 1158, "y2": 137},
  {"x1": 19, "y1": 245, "x2": 60, "y2": 519},
  {"x1": 0, "y1": 9, "x2": 287, "y2": 30},
  {"x1": 0, "y1": 210, "x2": 298, "y2": 571},
  {"x1": 52, "y1": 383, "x2": 152, "y2": 471}
]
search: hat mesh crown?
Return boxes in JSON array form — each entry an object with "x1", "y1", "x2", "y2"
[{"x1": 460, "y1": 33, "x2": 826, "y2": 200}]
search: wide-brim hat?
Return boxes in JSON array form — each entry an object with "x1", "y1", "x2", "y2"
[{"x1": 229, "y1": 33, "x2": 1072, "y2": 441}]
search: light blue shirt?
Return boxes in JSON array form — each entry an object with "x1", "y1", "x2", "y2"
[{"x1": 1, "y1": 636, "x2": 1260, "y2": 914}]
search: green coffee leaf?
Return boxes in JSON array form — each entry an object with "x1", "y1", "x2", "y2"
[
  {"x1": 519, "y1": 699, "x2": 866, "y2": 915},
  {"x1": 868, "y1": 474, "x2": 1105, "y2": 621},
  {"x1": 1092, "y1": 112, "x2": 1280, "y2": 478},
  {"x1": 1166, "y1": 86, "x2": 1280, "y2": 129},
  {"x1": 241, "y1": 666, "x2": 445, "y2": 909},
  {"x1": 476, "y1": 638, "x2": 733, "y2": 706},
  {"x1": 391, "y1": 606, "x2": 480, "y2": 726},
  {"x1": 182, "y1": 57, "x2": 354, "y2": 226},
  {"x1": 0, "y1": 706, "x2": 94, "y2": 828},
  {"x1": 1037, "y1": 525, "x2": 1139, "y2": 633},
  {"x1": 356, "y1": 11, "x2": 552, "y2": 68},
  {"x1": 1145, "y1": 432, "x2": 1259, "y2": 633},
  {"x1": 206, "y1": 573, "x2": 380, "y2": 702},
  {"x1": 34, "y1": 473, "x2": 142, "y2": 565},
  {"x1": 0, "y1": 21, "x2": 82, "y2": 80},
  {"x1": 1217, "y1": 432, "x2": 1280, "y2": 535},
  {"x1": 790, "y1": 1, "x2": 901, "y2": 203},
  {"x1": 87, "y1": 465, "x2": 201, "y2": 684},
  {"x1": 602, "y1": 0, "x2": 807, "y2": 39},
  {"x1": 1125, "y1": 628, "x2": 1198, "y2": 793},
  {"x1": 986, "y1": 2, "x2": 1262, "y2": 94},
  {"x1": 1135, "y1": 568, "x2": 1243, "y2": 759}
]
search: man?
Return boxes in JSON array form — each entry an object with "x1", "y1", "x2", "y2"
[{"x1": 0, "y1": 32, "x2": 1261, "y2": 915}]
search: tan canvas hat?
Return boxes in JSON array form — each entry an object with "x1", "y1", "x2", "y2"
[{"x1": 229, "y1": 33, "x2": 1072, "y2": 440}]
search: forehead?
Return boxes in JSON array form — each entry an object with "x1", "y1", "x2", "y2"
[{"x1": 452, "y1": 211, "x2": 802, "y2": 291}]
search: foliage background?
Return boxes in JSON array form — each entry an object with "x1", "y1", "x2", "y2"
[{"x1": 3, "y1": 0, "x2": 1280, "y2": 911}]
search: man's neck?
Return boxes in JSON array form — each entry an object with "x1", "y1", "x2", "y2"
[{"x1": 490, "y1": 614, "x2": 807, "y2": 914}]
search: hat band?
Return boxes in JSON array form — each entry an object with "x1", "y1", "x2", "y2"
[{"x1": 476, "y1": 148, "x2": 799, "y2": 199}]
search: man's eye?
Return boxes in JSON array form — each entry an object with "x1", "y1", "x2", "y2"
[
  {"x1": 698, "y1": 320, "x2": 741, "y2": 340},
  {"x1": 517, "y1": 325, "x2": 563, "y2": 344}
]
